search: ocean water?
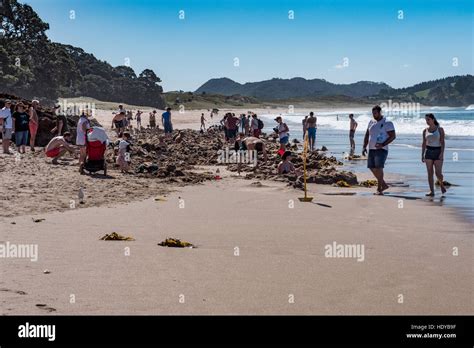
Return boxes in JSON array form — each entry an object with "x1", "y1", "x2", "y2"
[{"x1": 259, "y1": 108, "x2": 474, "y2": 222}]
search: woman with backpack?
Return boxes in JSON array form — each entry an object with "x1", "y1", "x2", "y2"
[{"x1": 251, "y1": 114, "x2": 263, "y2": 138}]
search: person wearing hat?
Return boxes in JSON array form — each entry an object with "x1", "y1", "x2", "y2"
[
  {"x1": 12, "y1": 102, "x2": 30, "y2": 154},
  {"x1": 275, "y1": 116, "x2": 289, "y2": 152},
  {"x1": 0, "y1": 99, "x2": 13, "y2": 154},
  {"x1": 28, "y1": 99, "x2": 40, "y2": 152}
]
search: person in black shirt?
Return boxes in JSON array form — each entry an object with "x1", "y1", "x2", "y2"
[{"x1": 12, "y1": 102, "x2": 30, "y2": 153}]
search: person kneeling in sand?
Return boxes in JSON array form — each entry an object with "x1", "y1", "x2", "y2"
[
  {"x1": 234, "y1": 133, "x2": 268, "y2": 162},
  {"x1": 278, "y1": 151, "x2": 301, "y2": 175},
  {"x1": 44, "y1": 132, "x2": 77, "y2": 164}
]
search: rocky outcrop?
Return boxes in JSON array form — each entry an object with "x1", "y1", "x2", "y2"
[{"x1": 127, "y1": 128, "x2": 357, "y2": 188}]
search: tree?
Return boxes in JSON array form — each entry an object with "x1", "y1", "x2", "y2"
[
  {"x1": 114, "y1": 65, "x2": 137, "y2": 79},
  {"x1": 138, "y1": 68, "x2": 162, "y2": 87},
  {"x1": 1, "y1": 0, "x2": 166, "y2": 107}
]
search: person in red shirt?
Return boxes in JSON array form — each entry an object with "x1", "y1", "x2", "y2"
[{"x1": 225, "y1": 113, "x2": 239, "y2": 142}]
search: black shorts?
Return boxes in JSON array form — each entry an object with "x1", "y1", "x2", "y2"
[
  {"x1": 114, "y1": 120, "x2": 124, "y2": 128},
  {"x1": 349, "y1": 130, "x2": 355, "y2": 138},
  {"x1": 227, "y1": 128, "x2": 237, "y2": 138},
  {"x1": 425, "y1": 146, "x2": 442, "y2": 161}
]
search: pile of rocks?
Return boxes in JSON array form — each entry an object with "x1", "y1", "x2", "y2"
[
  {"x1": 127, "y1": 128, "x2": 358, "y2": 188},
  {"x1": 226, "y1": 134, "x2": 357, "y2": 189}
]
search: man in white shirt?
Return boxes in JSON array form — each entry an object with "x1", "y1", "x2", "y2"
[
  {"x1": 0, "y1": 99, "x2": 13, "y2": 154},
  {"x1": 362, "y1": 105, "x2": 396, "y2": 195},
  {"x1": 117, "y1": 104, "x2": 126, "y2": 115}
]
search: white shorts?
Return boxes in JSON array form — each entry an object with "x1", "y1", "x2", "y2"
[{"x1": 76, "y1": 135, "x2": 86, "y2": 146}]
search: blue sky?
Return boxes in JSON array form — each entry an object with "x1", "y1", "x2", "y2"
[{"x1": 25, "y1": 0, "x2": 473, "y2": 91}]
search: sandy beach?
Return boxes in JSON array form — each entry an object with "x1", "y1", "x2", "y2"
[{"x1": 1, "y1": 108, "x2": 472, "y2": 315}]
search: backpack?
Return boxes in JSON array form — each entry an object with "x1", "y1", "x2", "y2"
[{"x1": 257, "y1": 119, "x2": 264, "y2": 130}]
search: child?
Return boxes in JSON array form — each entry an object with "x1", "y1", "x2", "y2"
[
  {"x1": 278, "y1": 151, "x2": 301, "y2": 175},
  {"x1": 116, "y1": 132, "x2": 132, "y2": 173},
  {"x1": 12, "y1": 102, "x2": 30, "y2": 154}
]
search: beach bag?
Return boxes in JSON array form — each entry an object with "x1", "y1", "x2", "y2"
[{"x1": 257, "y1": 119, "x2": 264, "y2": 129}]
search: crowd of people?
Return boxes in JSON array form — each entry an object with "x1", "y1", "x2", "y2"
[
  {"x1": 0, "y1": 98, "x2": 447, "y2": 196},
  {"x1": 212, "y1": 106, "x2": 447, "y2": 196}
]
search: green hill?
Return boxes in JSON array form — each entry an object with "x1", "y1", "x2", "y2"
[
  {"x1": 0, "y1": 0, "x2": 165, "y2": 108},
  {"x1": 377, "y1": 75, "x2": 474, "y2": 106},
  {"x1": 163, "y1": 91, "x2": 372, "y2": 110},
  {"x1": 163, "y1": 92, "x2": 263, "y2": 109},
  {"x1": 195, "y1": 77, "x2": 391, "y2": 100}
]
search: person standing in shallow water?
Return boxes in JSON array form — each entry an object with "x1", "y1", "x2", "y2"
[
  {"x1": 305, "y1": 112, "x2": 317, "y2": 151},
  {"x1": 362, "y1": 105, "x2": 396, "y2": 195},
  {"x1": 422, "y1": 113, "x2": 446, "y2": 196},
  {"x1": 349, "y1": 113, "x2": 358, "y2": 155}
]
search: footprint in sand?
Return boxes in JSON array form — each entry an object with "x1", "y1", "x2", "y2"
[
  {"x1": 36, "y1": 304, "x2": 57, "y2": 312},
  {"x1": 0, "y1": 288, "x2": 27, "y2": 295}
]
